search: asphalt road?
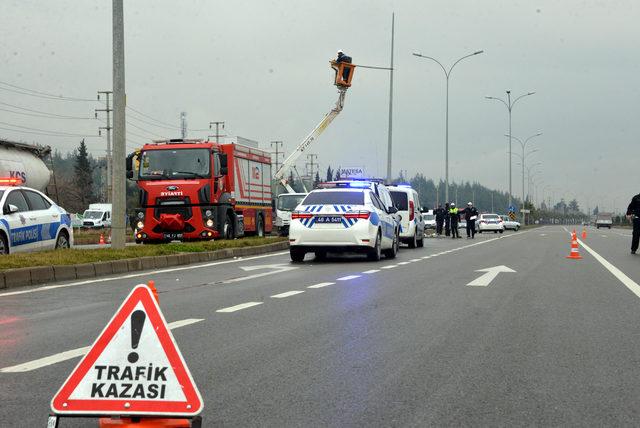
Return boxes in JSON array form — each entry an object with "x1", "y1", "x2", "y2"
[{"x1": 2, "y1": 225, "x2": 640, "y2": 426}]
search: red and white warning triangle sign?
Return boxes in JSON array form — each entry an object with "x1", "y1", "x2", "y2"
[{"x1": 51, "y1": 284, "x2": 203, "y2": 416}]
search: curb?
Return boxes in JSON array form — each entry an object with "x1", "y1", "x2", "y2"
[{"x1": 0, "y1": 241, "x2": 289, "y2": 290}]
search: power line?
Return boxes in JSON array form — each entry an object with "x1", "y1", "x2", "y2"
[
  {"x1": 0, "y1": 125, "x2": 99, "y2": 138},
  {"x1": 0, "y1": 108, "x2": 96, "y2": 120},
  {"x1": 127, "y1": 105, "x2": 209, "y2": 132},
  {"x1": 0, "y1": 101, "x2": 95, "y2": 119},
  {"x1": 0, "y1": 81, "x2": 96, "y2": 102}
]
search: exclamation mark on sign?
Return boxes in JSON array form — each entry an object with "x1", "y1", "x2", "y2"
[{"x1": 128, "y1": 310, "x2": 146, "y2": 363}]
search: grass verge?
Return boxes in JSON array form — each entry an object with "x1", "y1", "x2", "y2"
[{"x1": 0, "y1": 237, "x2": 287, "y2": 271}]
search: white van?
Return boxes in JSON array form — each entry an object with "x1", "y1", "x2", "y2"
[
  {"x1": 82, "y1": 203, "x2": 112, "y2": 228},
  {"x1": 275, "y1": 193, "x2": 307, "y2": 236},
  {"x1": 387, "y1": 185, "x2": 425, "y2": 248}
]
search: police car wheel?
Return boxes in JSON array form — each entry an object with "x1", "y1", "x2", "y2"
[
  {"x1": 55, "y1": 232, "x2": 70, "y2": 249},
  {"x1": 0, "y1": 234, "x2": 8, "y2": 254},
  {"x1": 290, "y1": 248, "x2": 305, "y2": 262},
  {"x1": 367, "y1": 231, "x2": 382, "y2": 261},
  {"x1": 315, "y1": 250, "x2": 327, "y2": 260}
]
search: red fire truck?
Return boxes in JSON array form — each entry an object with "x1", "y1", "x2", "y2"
[{"x1": 126, "y1": 139, "x2": 272, "y2": 243}]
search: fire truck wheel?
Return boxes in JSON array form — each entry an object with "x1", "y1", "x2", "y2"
[
  {"x1": 257, "y1": 215, "x2": 264, "y2": 237},
  {"x1": 223, "y1": 214, "x2": 234, "y2": 239}
]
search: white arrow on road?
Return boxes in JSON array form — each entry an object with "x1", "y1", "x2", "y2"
[
  {"x1": 466, "y1": 265, "x2": 516, "y2": 287},
  {"x1": 222, "y1": 263, "x2": 299, "y2": 284}
]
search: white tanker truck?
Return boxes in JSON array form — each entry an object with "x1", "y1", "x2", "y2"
[{"x1": 0, "y1": 139, "x2": 51, "y2": 192}]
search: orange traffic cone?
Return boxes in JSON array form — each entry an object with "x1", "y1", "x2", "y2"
[
  {"x1": 581, "y1": 229, "x2": 587, "y2": 239},
  {"x1": 99, "y1": 234, "x2": 105, "y2": 245},
  {"x1": 572, "y1": 229, "x2": 577, "y2": 241},
  {"x1": 148, "y1": 280, "x2": 159, "y2": 303},
  {"x1": 566, "y1": 237, "x2": 582, "y2": 259}
]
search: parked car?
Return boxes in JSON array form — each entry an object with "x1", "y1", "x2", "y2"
[
  {"x1": 477, "y1": 213, "x2": 505, "y2": 233},
  {"x1": 388, "y1": 185, "x2": 425, "y2": 248},
  {"x1": 422, "y1": 210, "x2": 436, "y2": 231},
  {"x1": 500, "y1": 215, "x2": 521, "y2": 231},
  {"x1": 596, "y1": 213, "x2": 613, "y2": 229},
  {"x1": 0, "y1": 180, "x2": 74, "y2": 254}
]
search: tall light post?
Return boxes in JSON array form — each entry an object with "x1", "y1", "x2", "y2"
[
  {"x1": 506, "y1": 132, "x2": 542, "y2": 222},
  {"x1": 486, "y1": 91, "x2": 535, "y2": 209},
  {"x1": 413, "y1": 49, "x2": 484, "y2": 202}
]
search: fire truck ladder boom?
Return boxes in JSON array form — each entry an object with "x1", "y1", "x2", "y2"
[{"x1": 273, "y1": 87, "x2": 347, "y2": 190}]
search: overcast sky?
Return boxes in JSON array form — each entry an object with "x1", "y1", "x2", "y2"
[{"x1": 1, "y1": 0, "x2": 639, "y2": 212}]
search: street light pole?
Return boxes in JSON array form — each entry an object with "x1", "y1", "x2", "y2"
[
  {"x1": 506, "y1": 132, "x2": 542, "y2": 222},
  {"x1": 486, "y1": 91, "x2": 535, "y2": 210},
  {"x1": 413, "y1": 50, "x2": 484, "y2": 202}
]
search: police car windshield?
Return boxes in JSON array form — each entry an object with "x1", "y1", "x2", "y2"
[
  {"x1": 139, "y1": 148, "x2": 210, "y2": 179},
  {"x1": 389, "y1": 191, "x2": 409, "y2": 210},
  {"x1": 277, "y1": 194, "x2": 305, "y2": 211},
  {"x1": 303, "y1": 191, "x2": 364, "y2": 205}
]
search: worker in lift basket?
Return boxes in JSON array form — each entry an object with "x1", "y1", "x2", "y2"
[
  {"x1": 626, "y1": 192, "x2": 640, "y2": 254},
  {"x1": 336, "y1": 50, "x2": 352, "y2": 83}
]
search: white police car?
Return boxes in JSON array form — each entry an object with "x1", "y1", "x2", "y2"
[
  {"x1": 0, "y1": 179, "x2": 73, "y2": 254},
  {"x1": 288, "y1": 182, "x2": 400, "y2": 262}
]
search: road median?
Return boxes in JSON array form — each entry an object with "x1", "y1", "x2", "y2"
[{"x1": 0, "y1": 237, "x2": 288, "y2": 290}]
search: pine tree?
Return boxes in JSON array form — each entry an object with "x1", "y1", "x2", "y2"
[
  {"x1": 314, "y1": 171, "x2": 321, "y2": 188},
  {"x1": 74, "y1": 139, "x2": 94, "y2": 210},
  {"x1": 325, "y1": 166, "x2": 333, "y2": 182}
]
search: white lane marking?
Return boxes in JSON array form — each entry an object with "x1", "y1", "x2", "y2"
[
  {"x1": 0, "y1": 250, "x2": 290, "y2": 298},
  {"x1": 421, "y1": 256, "x2": 432, "y2": 259},
  {"x1": 601, "y1": 235, "x2": 608, "y2": 238},
  {"x1": 217, "y1": 301, "x2": 263, "y2": 313},
  {"x1": 362, "y1": 269, "x2": 380, "y2": 274},
  {"x1": 540, "y1": 233, "x2": 547, "y2": 236},
  {"x1": 337, "y1": 275, "x2": 361, "y2": 281},
  {"x1": 577, "y1": 238, "x2": 640, "y2": 299},
  {"x1": 271, "y1": 290, "x2": 305, "y2": 298},
  {"x1": 223, "y1": 263, "x2": 298, "y2": 284},
  {"x1": 466, "y1": 265, "x2": 516, "y2": 287},
  {"x1": 0, "y1": 318, "x2": 203, "y2": 373},
  {"x1": 307, "y1": 282, "x2": 335, "y2": 289},
  {"x1": 398, "y1": 262, "x2": 411, "y2": 265},
  {"x1": 381, "y1": 265, "x2": 398, "y2": 269},
  {"x1": 410, "y1": 259, "x2": 421, "y2": 262}
]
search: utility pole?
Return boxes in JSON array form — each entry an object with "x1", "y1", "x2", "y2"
[
  {"x1": 95, "y1": 91, "x2": 112, "y2": 203},
  {"x1": 305, "y1": 153, "x2": 318, "y2": 177},
  {"x1": 209, "y1": 121, "x2": 225, "y2": 142},
  {"x1": 386, "y1": 12, "x2": 395, "y2": 182},
  {"x1": 270, "y1": 141, "x2": 284, "y2": 172},
  {"x1": 111, "y1": 0, "x2": 126, "y2": 250},
  {"x1": 180, "y1": 112, "x2": 187, "y2": 139}
]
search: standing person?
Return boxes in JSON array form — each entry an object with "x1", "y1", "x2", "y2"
[
  {"x1": 626, "y1": 193, "x2": 640, "y2": 254},
  {"x1": 464, "y1": 202, "x2": 479, "y2": 239},
  {"x1": 336, "y1": 50, "x2": 353, "y2": 83},
  {"x1": 449, "y1": 203, "x2": 460, "y2": 238},
  {"x1": 444, "y1": 202, "x2": 451, "y2": 237},
  {"x1": 435, "y1": 204, "x2": 445, "y2": 236}
]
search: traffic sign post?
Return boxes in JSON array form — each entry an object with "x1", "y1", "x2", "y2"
[{"x1": 51, "y1": 284, "x2": 203, "y2": 425}]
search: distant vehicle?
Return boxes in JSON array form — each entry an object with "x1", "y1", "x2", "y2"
[
  {"x1": 82, "y1": 203, "x2": 112, "y2": 229},
  {"x1": 500, "y1": 215, "x2": 521, "y2": 231},
  {"x1": 596, "y1": 213, "x2": 613, "y2": 229},
  {"x1": 127, "y1": 139, "x2": 272, "y2": 243},
  {"x1": 388, "y1": 185, "x2": 424, "y2": 248},
  {"x1": 0, "y1": 179, "x2": 73, "y2": 254},
  {"x1": 422, "y1": 210, "x2": 436, "y2": 231},
  {"x1": 458, "y1": 220, "x2": 467, "y2": 230},
  {"x1": 288, "y1": 184, "x2": 399, "y2": 262},
  {"x1": 477, "y1": 213, "x2": 504, "y2": 233},
  {"x1": 275, "y1": 193, "x2": 306, "y2": 236}
]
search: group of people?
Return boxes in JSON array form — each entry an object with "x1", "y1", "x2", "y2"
[{"x1": 434, "y1": 202, "x2": 479, "y2": 239}]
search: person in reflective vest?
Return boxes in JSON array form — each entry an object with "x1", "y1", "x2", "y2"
[{"x1": 449, "y1": 203, "x2": 460, "y2": 238}]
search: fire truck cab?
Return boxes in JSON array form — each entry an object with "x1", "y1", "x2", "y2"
[{"x1": 127, "y1": 139, "x2": 272, "y2": 243}]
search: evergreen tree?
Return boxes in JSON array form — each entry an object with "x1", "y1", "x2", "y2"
[
  {"x1": 334, "y1": 167, "x2": 342, "y2": 180},
  {"x1": 325, "y1": 166, "x2": 333, "y2": 182},
  {"x1": 74, "y1": 139, "x2": 94, "y2": 210},
  {"x1": 314, "y1": 171, "x2": 321, "y2": 188}
]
